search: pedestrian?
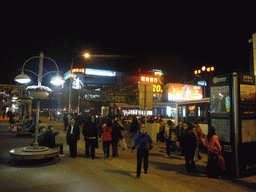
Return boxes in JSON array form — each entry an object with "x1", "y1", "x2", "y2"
[
  {"x1": 8, "y1": 111, "x2": 14, "y2": 126},
  {"x1": 175, "y1": 121, "x2": 185, "y2": 155},
  {"x1": 131, "y1": 125, "x2": 153, "y2": 178},
  {"x1": 31, "y1": 125, "x2": 64, "y2": 156},
  {"x1": 111, "y1": 117, "x2": 123, "y2": 157},
  {"x1": 165, "y1": 120, "x2": 177, "y2": 158},
  {"x1": 203, "y1": 126, "x2": 221, "y2": 179},
  {"x1": 66, "y1": 118, "x2": 80, "y2": 158},
  {"x1": 82, "y1": 116, "x2": 98, "y2": 159},
  {"x1": 158, "y1": 119, "x2": 165, "y2": 142},
  {"x1": 102, "y1": 119, "x2": 112, "y2": 158},
  {"x1": 183, "y1": 123, "x2": 197, "y2": 173},
  {"x1": 63, "y1": 114, "x2": 68, "y2": 131},
  {"x1": 194, "y1": 121, "x2": 203, "y2": 161},
  {"x1": 2, "y1": 109, "x2": 5, "y2": 120},
  {"x1": 130, "y1": 115, "x2": 140, "y2": 137}
]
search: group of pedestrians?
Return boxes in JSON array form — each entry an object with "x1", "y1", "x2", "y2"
[
  {"x1": 165, "y1": 120, "x2": 222, "y2": 178},
  {"x1": 65, "y1": 115, "x2": 124, "y2": 159},
  {"x1": 30, "y1": 113, "x2": 222, "y2": 179}
]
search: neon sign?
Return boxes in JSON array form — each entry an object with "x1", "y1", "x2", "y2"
[
  {"x1": 140, "y1": 76, "x2": 158, "y2": 83},
  {"x1": 72, "y1": 68, "x2": 85, "y2": 73},
  {"x1": 140, "y1": 76, "x2": 163, "y2": 93}
]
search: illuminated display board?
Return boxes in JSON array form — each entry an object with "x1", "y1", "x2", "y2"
[
  {"x1": 140, "y1": 76, "x2": 164, "y2": 93},
  {"x1": 72, "y1": 74, "x2": 84, "y2": 89},
  {"x1": 168, "y1": 83, "x2": 202, "y2": 101},
  {"x1": 72, "y1": 68, "x2": 85, "y2": 73},
  {"x1": 85, "y1": 68, "x2": 116, "y2": 77}
]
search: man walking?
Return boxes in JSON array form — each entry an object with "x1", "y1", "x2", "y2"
[
  {"x1": 132, "y1": 125, "x2": 153, "y2": 178},
  {"x1": 66, "y1": 118, "x2": 80, "y2": 158}
]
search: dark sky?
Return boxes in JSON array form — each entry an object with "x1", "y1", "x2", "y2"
[{"x1": 1, "y1": 2, "x2": 255, "y2": 86}]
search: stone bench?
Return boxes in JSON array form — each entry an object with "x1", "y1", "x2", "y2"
[{"x1": 10, "y1": 146, "x2": 60, "y2": 160}]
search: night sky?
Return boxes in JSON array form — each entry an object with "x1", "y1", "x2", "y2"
[{"x1": 1, "y1": 2, "x2": 255, "y2": 86}]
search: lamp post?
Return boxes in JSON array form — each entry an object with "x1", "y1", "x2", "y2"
[
  {"x1": 14, "y1": 52, "x2": 64, "y2": 149},
  {"x1": 194, "y1": 66, "x2": 214, "y2": 98},
  {"x1": 68, "y1": 54, "x2": 122, "y2": 119},
  {"x1": 68, "y1": 53, "x2": 90, "y2": 121}
]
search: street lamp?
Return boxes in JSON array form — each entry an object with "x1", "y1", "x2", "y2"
[
  {"x1": 68, "y1": 53, "x2": 90, "y2": 118},
  {"x1": 14, "y1": 52, "x2": 65, "y2": 149},
  {"x1": 194, "y1": 66, "x2": 215, "y2": 97}
]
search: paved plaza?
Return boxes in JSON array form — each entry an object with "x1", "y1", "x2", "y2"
[{"x1": 0, "y1": 117, "x2": 255, "y2": 191}]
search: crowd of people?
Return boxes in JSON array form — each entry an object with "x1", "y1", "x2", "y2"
[
  {"x1": 26, "y1": 112, "x2": 223, "y2": 179},
  {"x1": 164, "y1": 120, "x2": 223, "y2": 178}
]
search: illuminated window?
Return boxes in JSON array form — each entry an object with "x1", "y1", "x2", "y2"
[
  {"x1": 150, "y1": 77, "x2": 154, "y2": 82},
  {"x1": 154, "y1": 78, "x2": 158, "y2": 83},
  {"x1": 141, "y1": 76, "x2": 145, "y2": 82},
  {"x1": 146, "y1": 77, "x2": 149, "y2": 82}
]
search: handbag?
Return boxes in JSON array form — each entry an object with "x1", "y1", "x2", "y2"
[{"x1": 121, "y1": 139, "x2": 127, "y2": 150}]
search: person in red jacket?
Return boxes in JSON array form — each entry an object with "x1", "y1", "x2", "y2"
[
  {"x1": 102, "y1": 119, "x2": 112, "y2": 158},
  {"x1": 194, "y1": 122, "x2": 203, "y2": 161},
  {"x1": 203, "y1": 126, "x2": 221, "y2": 178}
]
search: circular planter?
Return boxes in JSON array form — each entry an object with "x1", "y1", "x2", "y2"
[
  {"x1": 26, "y1": 86, "x2": 52, "y2": 100},
  {"x1": 18, "y1": 96, "x2": 32, "y2": 104}
]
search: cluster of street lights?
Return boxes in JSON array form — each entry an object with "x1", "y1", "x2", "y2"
[{"x1": 194, "y1": 66, "x2": 214, "y2": 75}]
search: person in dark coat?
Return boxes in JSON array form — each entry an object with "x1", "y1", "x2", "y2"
[
  {"x1": 165, "y1": 120, "x2": 177, "y2": 158},
  {"x1": 82, "y1": 116, "x2": 98, "y2": 159},
  {"x1": 183, "y1": 123, "x2": 197, "y2": 173},
  {"x1": 66, "y1": 118, "x2": 80, "y2": 158},
  {"x1": 129, "y1": 116, "x2": 140, "y2": 137},
  {"x1": 63, "y1": 114, "x2": 68, "y2": 131},
  {"x1": 111, "y1": 118, "x2": 123, "y2": 157},
  {"x1": 175, "y1": 121, "x2": 185, "y2": 155},
  {"x1": 31, "y1": 125, "x2": 64, "y2": 155}
]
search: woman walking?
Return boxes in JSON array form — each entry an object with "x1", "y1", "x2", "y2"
[{"x1": 203, "y1": 126, "x2": 221, "y2": 178}]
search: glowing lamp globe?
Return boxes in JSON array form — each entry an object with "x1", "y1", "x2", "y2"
[
  {"x1": 50, "y1": 76, "x2": 65, "y2": 85},
  {"x1": 15, "y1": 73, "x2": 31, "y2": 84}
]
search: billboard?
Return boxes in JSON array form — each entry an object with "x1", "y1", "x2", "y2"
[
  {"x1": 85, "y1": 68, "x2": 116, "y2": 77},
  {"x1": 72, "y1": 74, "x2": 84, "y2": 89},
  {"x1": 168, "y1": 83, "x2": 202, "y2": 101}
]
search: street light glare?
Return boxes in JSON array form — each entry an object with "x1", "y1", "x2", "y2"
[{"x1": 84, "y1": 53, "x2": 90, "y2": 58}]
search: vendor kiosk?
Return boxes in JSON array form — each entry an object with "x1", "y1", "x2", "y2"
[{"x1": 210, "y1": 72, "x2": 256, "y2": 178}]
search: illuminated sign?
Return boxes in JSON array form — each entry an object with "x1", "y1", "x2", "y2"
[
  {"x1": 168, "y1": 83, "x2": 202, "y2": 101},
  {"x1": 140, "y1": 76, "x2": 158, "y2": 83},
  {"x1": 72, "y1": 68, "x2": 85, "y2": 73},
  {"x1": 85, "y1": 68, "x2": 116, "y2": 77},
  {"x1": 140, "y1": 76, "x2": 163, "y2": 94},
  {"x1": 72, "y1": 74, "x2": 84, "y2": 89}
]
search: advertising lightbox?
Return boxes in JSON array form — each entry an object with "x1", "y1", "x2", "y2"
[{"x1": 168, "y1": 83, "x2": 202, "y2": 101}]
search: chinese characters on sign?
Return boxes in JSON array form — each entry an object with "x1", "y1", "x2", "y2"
[
  {"x1": 140, "y1": 76, "x2": 163, "y2": 94},
  {"x1": 140, "y1": 76, "x2": 158, "y2": 83}
]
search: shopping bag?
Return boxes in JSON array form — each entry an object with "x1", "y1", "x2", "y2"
[{"x1": 121, "y1": 139, "x2": 127, "y2": 150}]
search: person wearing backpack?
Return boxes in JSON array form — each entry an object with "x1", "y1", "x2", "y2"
[{"x1": 203, "y1": 126, "x2": 222, "y2": 179}]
